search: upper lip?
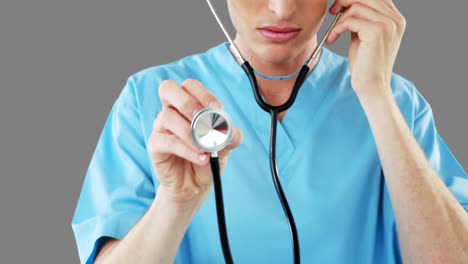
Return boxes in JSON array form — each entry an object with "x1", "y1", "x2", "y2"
[{"x1": 258, "y1": 26, "x2": 301, "y2": 33}]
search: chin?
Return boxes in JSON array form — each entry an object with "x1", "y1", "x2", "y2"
[{"x1": 256, "y1": 42, "x2": 303, "y2": 65}]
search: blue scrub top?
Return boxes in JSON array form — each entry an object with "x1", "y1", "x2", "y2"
[{"x1": 72, "y1": 42, "x2": 468, "y2": 264}]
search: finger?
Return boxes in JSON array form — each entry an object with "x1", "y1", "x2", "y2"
[
  {"x1": 339, "y1": 2, "x2": 389, "y2": 24},
  {"x1": 326, "y1": 17, "x2": 383, "y2": 45},
  {"x1": 158, "y1": 80, "x2": 178, "y2": 108},
  {"x1": 159, "y1": 80, "x2": 204, "y2": 121},
  {"x1": 326, "y1": 3, "x2": 394, "y2": 45},
  {"x1": 330, "y1": 0, "x2": 403, "y2": 30},
  {"x1": 217, "y1": 127, "x2": 243, "y2": 169},
  {"x1": 219, "y1": 127, "x2": 243, "y2": 155},
  {"x1": 379, "y1": 0, "x2": 399, "y2": 11},
  {"x1": 149, "y1": 132, "x2": 209, "y2": 166},
  {"x1": 181, "y1": 79, "x2": 223, "y2": 109},
  {"x1": 379, "y1": 0, "x2": 407, "y2": 34},
  {"x1": 153, "y1": 107, "x2": 203, "y2": 152},
  {"x1": 330, "y1": 0, "x2": 392, "y2": 17}
]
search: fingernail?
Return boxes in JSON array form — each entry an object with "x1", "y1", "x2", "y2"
[
  {"x1": 209, "y1": 101, "x2": 222, "y2": 109},
  {"x1": 198, "y1": 154, "x2": 207, "y2": 162}
]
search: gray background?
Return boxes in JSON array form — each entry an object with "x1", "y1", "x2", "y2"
[{"x1": 0, "y1": 0, "x2": 466, "y2": 263}]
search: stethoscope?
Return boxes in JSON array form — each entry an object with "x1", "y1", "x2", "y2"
[{"x1": 190, "y1": 1, "x2": 343, "y2": 264}]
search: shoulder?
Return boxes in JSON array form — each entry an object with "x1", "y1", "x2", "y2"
[
  {"x1": 324, "y1": 48, "x2": 427, "y2": 124},
  {"x1": 325, "y1": 50, "x2": 427, "y2": 108},
  {"x1": 128, "y1": 44, "x2": 222, "y2": 94},
  {"x1": 112, "y1": 43, "x2": 227, "y2": 138},
  {"x1": 115, "y1": 43, "x2": 224, "y2": 109},
  {"x1": 324, "y1": 48, "x2": 418, "y2": 99},
  {"x1": 387, "y1": 72, "x2": 428, "y2": 125}
]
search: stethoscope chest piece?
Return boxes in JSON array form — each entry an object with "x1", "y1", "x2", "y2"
[{"x1": 191, "y1": 107, "x2": 233, "y2": 154}]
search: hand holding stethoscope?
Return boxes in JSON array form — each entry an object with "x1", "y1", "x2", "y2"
[{"x1": 148, "y1": 79, "x2": 243, "y2": 205}]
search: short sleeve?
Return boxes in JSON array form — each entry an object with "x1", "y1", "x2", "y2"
[
  {"x1": 71, "y1": 77, "x2": 156, "y2": 263},
  {"x1": 411, "y1": 84, "x2": 468, "y2": 211}
]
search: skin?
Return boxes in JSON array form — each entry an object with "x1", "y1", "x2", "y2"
[
  {"x1": 95, "y1": 0, "x2": 468, "y2": 263},
  {"x1": 227, "y1": 0, "x2": 328, "y2": 118},
  {"x1": 226, "y1": 0, "x2": 328, "y2": 75}
]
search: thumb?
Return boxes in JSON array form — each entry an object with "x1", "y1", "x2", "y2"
[
  {"x1": 218, "y1": 127, "x2": 243, "y2": 158},
  {"x1": 217, "y1": 127, "x2": 242, "y2": 171}
]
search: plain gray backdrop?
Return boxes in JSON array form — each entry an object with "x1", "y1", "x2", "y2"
[{"x1": 0, "y1": 0, "x2": 466, "y2": 263}]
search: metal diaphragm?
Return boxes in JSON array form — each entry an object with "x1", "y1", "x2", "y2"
[{"x1": 191, "y1": 107, "x2": 233, "y2": 153}]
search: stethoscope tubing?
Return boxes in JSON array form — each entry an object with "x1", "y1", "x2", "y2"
[
  {"x1": 204, "y1": 1, "x2": 343, "y2": 263},
  {"x1": 242, "y1": 61, "x2": 312, "y2": 264},
  {"x1": 210, "y1": 156, "x2": 234, "y2": 264}
]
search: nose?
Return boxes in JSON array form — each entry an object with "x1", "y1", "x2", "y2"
[{"x1": 268, "y1": 0, "x2": 297, "y2": 20}]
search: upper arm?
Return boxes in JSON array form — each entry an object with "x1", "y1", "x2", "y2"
[
  {"x1": 71, "y1": 77, "x2": 157, "y2": 264},
  {"x1": 410, "y1": 83, "x2": 468, "y2": 211}
]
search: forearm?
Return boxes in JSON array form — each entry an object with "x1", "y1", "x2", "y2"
[
  {"x1": 95, "y1": 186, "x2": 206, "y2": 264},
  {"x1": 358, "y1": 89, "x2": 468, "y2": 263}
]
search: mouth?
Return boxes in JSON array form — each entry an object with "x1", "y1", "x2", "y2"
[{"x1": 257, "y1": 26, "x2": 302, "y2": 43}]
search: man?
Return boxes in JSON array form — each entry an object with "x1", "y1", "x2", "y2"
[{"x1": 72, "y1": 0, "x2": 468, "y2": 263}]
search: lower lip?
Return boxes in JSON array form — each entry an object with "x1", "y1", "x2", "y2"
[{"x1": 258, "y1": 29, "x2": 301, "y2": 42}]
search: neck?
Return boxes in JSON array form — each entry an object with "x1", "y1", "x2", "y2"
[
  {"x1": 229, "y1": 37, "x2": 321, "y2": 105},
  {"x1": 232, "y1": 36, "x2": 318, "y2": 77}
]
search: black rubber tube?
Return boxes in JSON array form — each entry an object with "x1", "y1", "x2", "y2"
[
  {"x1": 211, "y1": 156, "x2": 234, "y2": 264},
  {"x1": 241, "y1": 61, "x2": 306, "y2": 264},
  {"x1": 212, "y1": 61, "x2": 310, "y2": 264},
  {"x1": 269, "y1": 110, "x2": 300, "y2": 264}
]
